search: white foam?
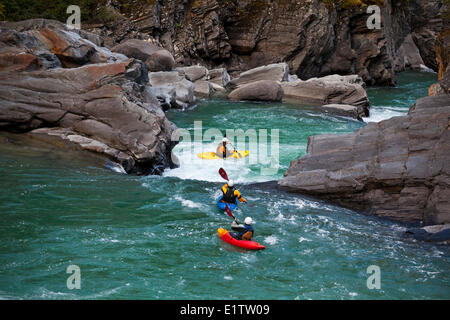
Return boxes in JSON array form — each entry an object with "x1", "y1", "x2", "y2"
[
  {"x1": 363, "y1": 107, "x2": 406, "y2": 123},
  {"x1": 105, "y1": 161, "x2": 127, "y2": 174},
  {"x1": 173, "y1": 195, "x2": 203, "y2": 209},
  {"x1": 298, "y1": 237, "x2": 311, "y2": 243},
  {"x1": 264, "y1": 235, "x2": 279, "y2": 245},
  {"x1": 163, "y1": 141, "x2": 275, "y2": 183}
]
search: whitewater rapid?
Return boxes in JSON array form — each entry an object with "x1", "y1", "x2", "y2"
[{"x1": 163, "y1": 140, "x2": 283, "y2": 183}]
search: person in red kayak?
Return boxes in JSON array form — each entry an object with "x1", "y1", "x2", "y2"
[
  {"x1": 220, "y1": 180, "x2": 247, "y2": 205},
  {"x1": 230, "y1": 217, "x2": 254, "y2": 241}
]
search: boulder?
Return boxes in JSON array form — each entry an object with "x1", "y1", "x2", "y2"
[
  {"x1": 209, "y1": 82, "x2": 228, "y2": 99},
  {"x1": 112, "y1": 39, "x2": 175, "y2": 72},
  {"x1": 177, "y1": 65, "x2": 208, "y2": 82},
  {"x1": 207, "y1": 68, "x2": 231, "y2": 87},
  {"x1": 281, "y1": 75, "x2": 370, "y2": 115},
  {"x1": 228, "y1": 80, "x2": 283, "y2": 102},
  {"x1": 279, "y1": 95, "x2": 450, "y2": 225},
  {"x1": 319, "y1": 104, "x2": 366, "y2": 121},
  {"x1": 0, "y1": 59, "x2": 177, "y2": 175},
  {"x1": 148, "y1": 71, "x2": 195, "y2": 109},
  {"x1": 194, "y1": 80, "x2": 212, "y2": 99},
  {"x1": 405, "y1": 224, "x2": 450, "y2": 243},
  {"x1": 228, "y1": 63, "x2": 289, "y2": 89},
  {"x1": 0, "y1": 19, "x2": 126, "y2": 69}
]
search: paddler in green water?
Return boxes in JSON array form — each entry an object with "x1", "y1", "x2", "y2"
[
  {"x1": 215, "y1": 137, "x2": 234, "y2": 158},
  {"x1": 220, "y1": 180, "x2": 247, "y2": 205},
  {"x1": 230, "y1": 217, "x2": 255, "y2": 241}
]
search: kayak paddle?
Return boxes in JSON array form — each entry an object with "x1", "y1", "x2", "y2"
[
  {"x1": 219, "y1": 167, "x2": 229, "y2": 181},
  {"x1": 225, "y1": 205, "x2": 235, "y2": 220}
]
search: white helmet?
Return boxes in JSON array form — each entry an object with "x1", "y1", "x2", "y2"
[
  {"x1": 244, "y1": 217, "x2": 254, "y2": 225},
  {"x1": 228, "y1": 180, "x2": 234, "y2": 187},
  {"x1": 222, "y1": 137, "x2": 229, "y2": 143}
]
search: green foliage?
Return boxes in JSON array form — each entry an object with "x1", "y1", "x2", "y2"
[
  {"x1": 97, "y1": 5, "x2": 118, "y2": 24},
  {"x1": 1, "y1": 0, "x2": 105, "y2": 22},
  {"x1": 321, "y1": 0, "x2": 385, "y2": 10},
  {"x1": 0, "y1": 1, "x2": 5, "y2": 20},
  {"x1": 443, "y1": 0, "x2": 450, "y2": 25}
]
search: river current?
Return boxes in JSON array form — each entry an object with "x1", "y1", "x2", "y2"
[{"x1": 0, "y1": 71, "x2": 448, "y2": 299}]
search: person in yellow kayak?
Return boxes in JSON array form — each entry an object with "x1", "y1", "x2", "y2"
[
  {"x1": 220, "y1": 180, "x2": 247, "y2": 205},
  {"x1": 231, "y1": 217, "x2": 254, "y2": 241},
  {"x1": 215, "y1": 137, "x2": 234, "y2": 158}
]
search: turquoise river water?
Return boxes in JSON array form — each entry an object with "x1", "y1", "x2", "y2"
[{"x1": 0, "y1": 71, "x2": 449, "y2": 299}]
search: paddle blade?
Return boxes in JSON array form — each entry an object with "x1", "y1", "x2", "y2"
[
  {"x1": 225, "y1": 206, "x2": 235, "y2": 219},
  {"x1": 219, "y1": 168, "x2": 229, "y2": 181}
]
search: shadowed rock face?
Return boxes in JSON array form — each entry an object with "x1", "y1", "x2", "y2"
[
  {"x1": 0, "y1": 59, "x2": 178, "y2": 175},
  {"x1": 86, "y1": 0, "x2": 444, "y2": 86},
  {"x1": 429, "y1": 31, "x2": 450, "y2": 96},
  {"x1": 279, "y1": 95, "x2": 450, "y2": 225}
]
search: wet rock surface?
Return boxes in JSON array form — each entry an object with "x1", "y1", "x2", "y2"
[{"x1": 280, "y1": 95, "x2": 450, "y2": 225}]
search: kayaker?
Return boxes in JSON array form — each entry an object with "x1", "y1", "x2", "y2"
[
  {"x1": 230, "y1": 217, "x2": 254, "y2": 241},
  {"x1": 220, "y1": 180, "x2": 247, "y2": 205},
  {"x1": 215, "y1": 137, "x2": 234, "y2": 158}
]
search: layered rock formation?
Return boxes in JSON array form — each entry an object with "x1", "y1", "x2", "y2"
[
  {"x1": 0, "y1": 59, "x2": 177, "y2": 175},
  {"x1": 227, "y1": 63, "x2": 289, "y2": 89},
  {"x1": 84, "y1": 0, "x2": 445, "y2": 86},
  {"x1": 429, "y1": 31, "x2": 450, "y2": 96},
  {"x1": 280, "y1": 95, "x2": 450, "y2": 225},
  {"x1": 0, "y1": 20, "x2": 178, "y2": 175}
]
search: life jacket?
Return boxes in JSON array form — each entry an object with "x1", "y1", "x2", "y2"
[
  {"x1": 219, "y1": 144, "x2": 226, "y2": 158},
  {"x1": 239, "y1": 224, "x2": 254, "y2": 241},
  {"x1": 222, "y1": 186, "x2": 237, "y2": 203}
]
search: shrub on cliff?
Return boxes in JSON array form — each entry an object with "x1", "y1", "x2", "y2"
[{"x1": 1, "y1": 0, "x2": 102, "y2": 22}]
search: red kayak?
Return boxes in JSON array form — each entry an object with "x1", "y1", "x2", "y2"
[{"x1": 217, "y1": 228, "x2": 265, "y2": 251}]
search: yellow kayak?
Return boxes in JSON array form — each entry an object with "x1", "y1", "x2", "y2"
[{"x1": 197, "y1": 150, "x2": 249, "y2": 160}]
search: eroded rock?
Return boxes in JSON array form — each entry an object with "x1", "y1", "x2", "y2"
[
  {"x1": 0, "y1": 59, "x2": 177, "y2": 175},
  {"x1": 228, "y1": 80, "x2": 283, "y2": 102},
  {"x1": 281, "y1": 75, "x2": 370, "y2": 114},
  {"x1": 279, "y1": 95, "x2": 450, "y2": 225},
  {"x1": 1, "y1": 19, "x2": 126, "y2": 69},
  {"x1": 319, "y1": 104, "x2": 366, "y2": 121},
  {"x1": 228, "y1": 63, "x2": 289, "y2": 89},
  {"x1": 111, "y1": 39, "x2": 175, "y2": 72},
  {"x1": 148, "y1": 71, "x2": 195, "y2": 109}
]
